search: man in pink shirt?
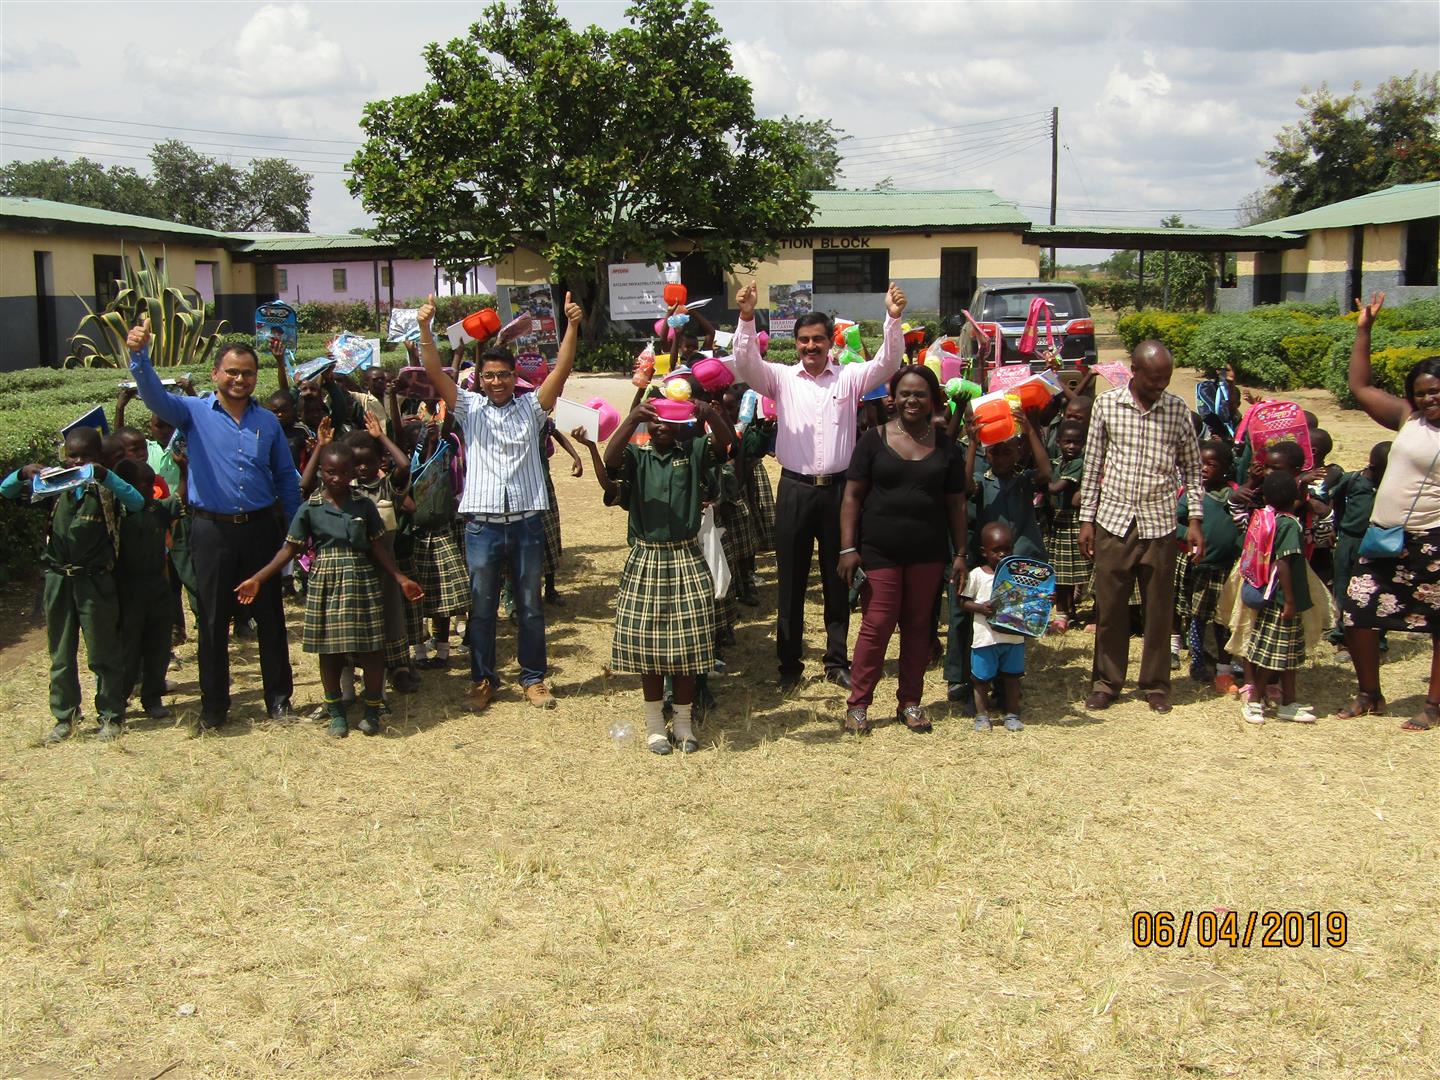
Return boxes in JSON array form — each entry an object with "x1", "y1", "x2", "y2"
[{"x1": 732, "y1": 279, "x2": 908, "y2": 690}]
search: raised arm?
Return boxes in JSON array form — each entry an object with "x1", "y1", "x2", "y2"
[
  {"x1": 125, "y1": 319, "x2": 189, "y2": 429},
  {"x1": 299, "y1": 418, "x2": 332, "y2": 494},
  {"x1": 416, "y1": 295, "x2": 457, "y2": 412},
  {"x1": 855, "y1": 282, "x2": 908, "y2": 396},
  {"x1": 1348, "y1": 293, "x2": 1409, "y2": 431},
  {"x1": 1020, "y1": 409, "x2": 1052, "y2": 486},
  {"x1": 537, "y1": 293, "x2": 583, "y2": 413},
  {"x1": 115, "y1": 385, "x2": 135, "y2": 430},
  {"x1": 695, "y1": 401, "x2": 734, "y2": 461},
  {"x1": 570, "y1": 426, "x2": 617, "y2": 497},
  {"x1": 730, "y1": 282, "x2": 779, "y2": 398},
  {"x1": 605, "y1": 401, "x2": 655, "y2": 473},
  {"x1": 270, "y1": 337, "x2": 291, "y2": 393},
  {"x1": 364, "y1": 412, "x2": 410, "y2": 487}
]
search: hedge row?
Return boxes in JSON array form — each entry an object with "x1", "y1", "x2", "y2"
[
  {"x1": 291, "y1": 294, "x2": 497, "y2": 334},
  {"x1": 1116, "y1": 297, "x2": 1440, "y2": 404}
]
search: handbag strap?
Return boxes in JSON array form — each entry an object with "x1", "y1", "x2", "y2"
[{"x1": 1396, "y1": 428, "x2": 1440, "y2": 530}]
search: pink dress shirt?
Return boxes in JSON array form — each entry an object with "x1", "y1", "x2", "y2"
[{"x1": 732, "y1": 314, "x2": 904, "y2": 476}]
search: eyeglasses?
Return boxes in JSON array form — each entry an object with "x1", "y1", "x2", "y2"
[{"x1": 479, "y1": 371, "x2": 515, "y2": 382}]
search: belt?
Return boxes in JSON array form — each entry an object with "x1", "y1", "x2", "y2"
[
  {"x1": 48, "y1": 564, "x2": 104, "y2": 578},
  {"x1": 192, "y1": 507, "x2": 266, "y2": 524},
  {"x1": 465, "y1": 510, "x2": 540, "y2": 525},
  {"x1": 781, "y1": 468, "x2": 846, "y2": 487}
]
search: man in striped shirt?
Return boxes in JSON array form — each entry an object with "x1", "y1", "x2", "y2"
[
  {"x1": 1078, "y1": 341, "x2": 1205, "y2": 713},
  {"x1": 418, "y1": 292, "x2": 584, "y2": 713}
]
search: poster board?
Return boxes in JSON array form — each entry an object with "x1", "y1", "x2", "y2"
[
  {"x1": 551, "y1": 397, "x2": 601, "y2": 443},
  {"x1": 503, "y1": 284, "x2": 559, "y2": 346},
  {"x1": 607, "y1": 262, "x2": 682, "y2": 319},
  {"x1": 767, "y1": 281, "x2": 812, "y2": 339}
]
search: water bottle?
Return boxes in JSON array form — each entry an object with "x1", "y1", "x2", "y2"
[{"x1": 608, "y1": 717, "x2": 637, "y2": 748}]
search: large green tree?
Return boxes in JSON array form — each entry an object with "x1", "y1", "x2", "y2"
[
  {"x1": 1243, "y1": 71, "x2": 1439, "y2": 221},
  {"x1": 776, "y1": 114, "x2": 845, "y2": 191},
  {"x1": 0, "y1": 142, "x2": 312, "y2": 231},
  {"x1": 347, "y1": 0, "x2": 815, "y2": 339}
]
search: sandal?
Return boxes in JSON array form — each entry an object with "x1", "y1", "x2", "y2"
[
  {"x1": 1400, "y1": 701, "x2": 1440, "y2": 732},
  {"x1": 1048, "y1": 615, "x2": 1069, "y2": 634},
  {"x1": 843, "y1": 707, "x2": 872, "y2": 736},
  {"x1": 897, "y1": 704, "x2": 932, "y2": 733},
  {"x1": 1335, "y1": 691, "x2": 1386, "y2": 719}
]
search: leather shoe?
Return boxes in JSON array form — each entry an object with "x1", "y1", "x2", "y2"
[
  {"x1": 469, "y1": 679, "x2": 495, "y2": 713},
  {"x1": 523, "y1": 682, "x2": 557, "y2": 709},
  {"x1": 198, "y1": 712, "x2": 226, "y2": 730},
  {"x1": 1146, "y1": 692, "x2": 1172, "y2": 714},
  {"x1": 776, "y1": 672, "x2": 802, "y2": 693},
  {"x1": 268, "y1": 699, "x2": 297, "y2": 723},
  {"x1": 1083, "y1": 691, "x2": 1116, "y2": 711},
  {"x1": 825, "y1": 668, "x2": 853, "y2": 690}
]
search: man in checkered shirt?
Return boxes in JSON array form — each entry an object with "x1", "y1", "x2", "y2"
[{"x1": 1078, "y1": 341, "x2": 1205, "y2": 713}]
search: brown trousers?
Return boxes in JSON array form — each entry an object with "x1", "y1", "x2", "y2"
[{"x1": 1090, "y1": 523, "x2": 1178, "y2": 697}]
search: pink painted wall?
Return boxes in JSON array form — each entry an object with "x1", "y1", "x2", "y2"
[{"x1": 273, "y1": 259, "x2": 496, "y2": 306}]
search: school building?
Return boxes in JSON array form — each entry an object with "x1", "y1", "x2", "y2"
[{"x1": 1221, "y1": 182, "x2": 1440, "y2": 312}]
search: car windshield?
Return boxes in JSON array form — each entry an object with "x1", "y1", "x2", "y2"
[{"x1": 981, "y1": 289, "x2": 1081, "y2": 321}]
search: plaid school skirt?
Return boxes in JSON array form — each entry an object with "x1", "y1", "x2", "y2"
[
  {"x1": 303, "y1": 548, "x2": 384, "y2": 654},
  {"x1": 719, "y1": 497, "x2": 757, "y2": 564},
  {"x1": 1046, "y1": 513, "x2": 1089, "y2": 587},
  {"x1": 1186, "y1": 562, "x2": 1227, "y2": 625},
  {"x1": 397, "y1": 549, "x2": 425, "y2": 646},
  {"x1": 1241, "y1": 603, "x2": 1305, "y2": 671},
  {"x1": 412, "y1": 528, "x2": 470, "y2": 618},
  {"x1": 611, "y1": 538, "x2": 716, "y2": 675},
  {"x1": 542, "y1": 469, "x2": 563, "y2": 575},
  {"x1": 747, "y1": 459, "x2": 776, "y2": 554}
]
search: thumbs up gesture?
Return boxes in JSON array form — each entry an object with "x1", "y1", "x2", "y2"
[
  {"x1": 126, "y1": 317, "x2": 152, "y2": 352},
  {"x1": 417, "y1": 294, "x2": 436, "y2": 339},
  {"x1": 563, "y1": 291, "x2": 584, "y2": 326},
  {"x1": 885, "y1": 282, "x2": 907, "y2": 318}
]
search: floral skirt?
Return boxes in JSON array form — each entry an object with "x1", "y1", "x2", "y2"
[{"x1": 1342, "y1": 525, "x2": 1440, "y2": 635}]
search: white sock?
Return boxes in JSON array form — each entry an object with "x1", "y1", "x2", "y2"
[
  {"x1": 1171, "y1": 633, "x2": 1183, "y2": 653},
  {"x1": 644, "y1": 700, "x2": 667, "y2": 746},
  {"x1": 414, "y1": 639, "x2": 431, "y2": 662},
  {"x1": 435, "y1": 640, "x2": 450, "y2": 660},
  {"x1": 673, "y1": 704, "x2": 695, "y2": 744}
]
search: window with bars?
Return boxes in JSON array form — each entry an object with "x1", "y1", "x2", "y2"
[
  {"x1": 813, "y1": 249, "x2": 889, "y2": 294},
  {"x1": 332, "y1": 268, "x2": 347, "y2": 291},
  {"x1": 277, "y1": 269, "x2": 288, "y2": 291}
]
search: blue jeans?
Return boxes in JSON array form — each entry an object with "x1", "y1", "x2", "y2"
[{"x1": 465, "y1": 514, "x2": 547, "y2": 687}]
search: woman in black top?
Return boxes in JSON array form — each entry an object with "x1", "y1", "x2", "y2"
[{"x1": 838, "y1": 365, "x2": 969, "y2": 734}]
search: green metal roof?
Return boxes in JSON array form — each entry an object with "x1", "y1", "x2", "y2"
[
  {"x1": 805, "y1": 189, "x2": 1030, "y2": 230},
  {"x1": 1025, "y1": 223, "x2": 1304, "y2": 252},
  {"x1": 1248, "y1": 182, "x2": 1440, "y2": 233},
  {"x1": 0, "y1": 196, "x2": 236, "y2": 242}
]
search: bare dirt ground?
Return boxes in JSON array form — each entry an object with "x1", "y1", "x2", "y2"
[{"x1": 1, "y1": 372, "x2": 1436, "y2": 1079}]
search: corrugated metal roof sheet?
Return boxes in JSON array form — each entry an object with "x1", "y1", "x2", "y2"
[
  {"x1": 1247, "y1": 182, "x2": 1440, "y2": 233},
  {"x1": 237, "y1": 233, "x2": 396, "y2": 253},
  {"x1": 0, "y1": 196, "x2": 236, "y2": 241},
  {"x1": 805, "y1": 189, "x2": 1030, "y2": 230},
  {"x1": 1027, "y1": 224, "x2": 1300, "y2": 241}
]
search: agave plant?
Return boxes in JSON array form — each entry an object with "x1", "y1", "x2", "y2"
[{"x1": 65, "y1": 248, "x2": 229, "y2": 368}]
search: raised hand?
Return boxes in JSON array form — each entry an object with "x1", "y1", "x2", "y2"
[
  {"x1": 563, "y1": 291, "x2": 584, "y2": 327},
  {"x1": 569, "y1": 425, "x2": 594, "y2": 446},
  {"x1": 1355, "y1": 292, "x2": 1385, "y2": 330},
  {"x1": 418, "y1": 294, "x2": 436, "y2": 338},
  {"x1": 363, "y1": 411, "x2": 384, "y2": 439},
  {"x1": 126, "y1": 317, "x2": 152, "y2": 352},
  {"x1": 269, "y1": 336, "x2": 286, "y2": 360},
  {"x1": 885, "y1": 282, "x2": 908, "y2": 318},
  {"x1": 736, "y1": 281, "x2": 758, "y2": 317},
  {"x1": 316, "y1": 416, "x2": 334, "y2": 446}
]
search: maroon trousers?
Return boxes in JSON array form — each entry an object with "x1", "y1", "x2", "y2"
[{"x1": 848, "y1": 562, "x2": 946, "y2": 708}]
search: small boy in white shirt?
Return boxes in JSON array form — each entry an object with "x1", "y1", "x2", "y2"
[{"x1": 961, "y1": 521, "x2": 1026, "y2": 732}]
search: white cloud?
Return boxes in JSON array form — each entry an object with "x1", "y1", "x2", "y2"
[{"x1": 1, "y1": 39, "x2": 78, "y2": 72}]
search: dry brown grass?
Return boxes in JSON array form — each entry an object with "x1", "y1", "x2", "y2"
[{"x1": 2, "y1": 376, "x2": 1437, "y2": 1079}]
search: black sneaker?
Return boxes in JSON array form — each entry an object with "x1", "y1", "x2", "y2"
[
  {"x1": 199, "y1": 712, "x2": 226, "y2": 730},
  {"x1": 267, "y1": 700, "x2": 297, "y2": 723},
  {"x1": 777, "y1": 672, "x2": 802, "y2": 693},
  {"x1": 97, "y1": 720, "x2": 123, "y2": 742},
  {"x1": 44, "y1": 720, "x2": 73, "y2": 745}
]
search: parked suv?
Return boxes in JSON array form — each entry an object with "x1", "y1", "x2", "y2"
[{"x1": 954, "y1": 282, "x2": 1097, "y2": 386}]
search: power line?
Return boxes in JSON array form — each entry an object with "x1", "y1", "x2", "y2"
[
  {"x1": 840, "y1": 130, "x2": 1051, "y2": 179},
  {"x1": 0, "y1": 105, "x2": 361, "y2": 146},
  {"x1": 0, "y1": 140, "x2": 351, "y2": 176},
  {"x1": 2, "y1": 118, "x2": 355, "y2": 158},
  {"x1": 838, "y1": 110, "x2": 1052, "y2": 147},
  {"x1": 1, "y1": 131, "x2": 353, "y2": 171},
  {"x1": 838, "y1": 119, "x2": 1051, "y2": 166},
  {"x1": 847, "y1": 134, "x2": 1050, "y2": 187}
]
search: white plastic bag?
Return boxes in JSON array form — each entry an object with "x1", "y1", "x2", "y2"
[{"x1": 698, "y1": 506, "x2": 730, "y2": 599}]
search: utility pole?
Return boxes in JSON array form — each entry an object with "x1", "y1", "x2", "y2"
[{"x1": 1049, "y1": 106, "x2": 1059, "y2": 281}]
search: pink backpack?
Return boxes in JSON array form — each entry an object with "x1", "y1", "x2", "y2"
[{"x1": 1017, "y1": 297, "x2": 1055, "y2": 356}]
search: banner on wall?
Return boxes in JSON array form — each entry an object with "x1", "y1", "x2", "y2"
[
  {"x1": 607, "y1": 262, "x2": 682, "y2": 319},
  {"x1": 767, "y1": 281, "x2": 812, "y2": 339},
  {"x1": 503, "y1": 284, "x2": 559, "y2": 346}
]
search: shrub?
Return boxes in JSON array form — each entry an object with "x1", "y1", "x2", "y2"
[
  {"x1": 1187, "y1": 315, "x2": 1292, "y2": 388},
  {"x1": 1115, "y1": 311, "x2": 1207, "y2": 365},
  {"x1": 1279, "y1": 333, "x2": 1334, "y2": 388}
]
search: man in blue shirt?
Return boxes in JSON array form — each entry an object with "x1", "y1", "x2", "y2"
[{"x1": 127, "y1": 318, "x2": 302, "y2": 729}]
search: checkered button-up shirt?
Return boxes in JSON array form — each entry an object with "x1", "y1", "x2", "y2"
[{"x1": 1079, "y1": 386, "x2": 1203, "y2": 539}]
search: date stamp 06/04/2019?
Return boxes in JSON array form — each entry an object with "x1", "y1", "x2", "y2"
[{"x1": 1132, "y1": 910, "x2": 1348, "y2": 949}]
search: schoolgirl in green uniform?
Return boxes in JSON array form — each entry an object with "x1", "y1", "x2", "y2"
[{"x1": 236, "y1": 444, "x2": 423, "y2": 738}]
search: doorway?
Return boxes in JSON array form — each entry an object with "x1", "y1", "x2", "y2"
[{"x1": 939, "y1": 249, "x2": 976, "y2": 321}]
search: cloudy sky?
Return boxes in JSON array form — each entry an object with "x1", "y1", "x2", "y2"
[{"x1": 2, "y1": 0, "x2": 1436, "y2": 248}]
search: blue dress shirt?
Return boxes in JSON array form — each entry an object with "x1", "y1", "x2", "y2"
[{"x1": 129, "y1": 346, "x2": 302, "y2": 519}]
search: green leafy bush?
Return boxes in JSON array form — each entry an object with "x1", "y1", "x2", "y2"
[{"x1": 1187, "y1": 315, "x2": 1293, "y2": 387}]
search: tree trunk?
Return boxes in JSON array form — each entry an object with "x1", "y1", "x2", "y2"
[{"x1": 565, "y1": 271, "x2": 609, "y2": 346}]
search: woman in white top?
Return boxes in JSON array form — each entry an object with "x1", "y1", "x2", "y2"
[{"x1": 1338, "y1": 293, "x2": 1440, "y2": 730}]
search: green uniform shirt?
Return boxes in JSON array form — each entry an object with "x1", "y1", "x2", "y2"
[
  {"x1": 146, "y1": 439, "x2": 181, "y2": 491},
  {"x1": 1331, "y1": 470, "x2": 1378, "y2": 538},
  {"x1": 1048, "y1": 454, "x2": 1084, "y2": 514},
  {"x1": 973, "y1": 468, "x2": 1045, "y2": 560},
  {"x1": 618, "y1": 435, "x2": 712, "y2": 543},
  {"x1": 45, "y1": 485, "x2": 120, "y2": 575},
  {"x1": 287, "y1": 493, "x2": 385, "y2": 552},
  {"x1": 1176, "y1": 487, "x2": 1242, "y2": 568},
  {"x1": 1272, "y1": 513, "x2": 1310, "y2": 610},
  {"x1": 117, "y1": 497, "x2": 179, "y2": 584}
]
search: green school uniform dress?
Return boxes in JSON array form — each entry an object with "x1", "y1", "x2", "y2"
[
  {"x1": 1174, "y1": 487, "x2": 1241, "y2": 624},
  {"x1": 408, "y1": 439, "x2": 469, "y2": 619},
  {"x1": 287, "y1": 493, "x2": 387, "y2": 654},
  {"x1": 609, "y1": 435, "x2": 718, "y2": 675},
  {"x1": 972, "y1": 468, "x2": 1047, "y2": 561},
  {"x1": 1045, "y1": 454, "x2": 1087, "y2": 587},
  {"x1": 741, "y1": 422, "x2": 776, "y2": 553},
  {"x1": 1243, "y1": 513, "x2": 1310, "y2": 671},
  {"x1": 352, "y1": 475, "x2": 409, "y2": 668},
  {"x1": 117, "y1": 496, "x2": 179, "y2": 707}
]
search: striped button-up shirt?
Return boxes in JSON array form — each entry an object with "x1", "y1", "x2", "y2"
[
  {"x1": 454, "y1": 387, "x2": 549, "y2": 516},
  {"x1": 732, "y1": 315, "x2": 903, "y2": 476},
  {"x1": 1079, "y1": 386, "x2": 1203, "y2": 539}
]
